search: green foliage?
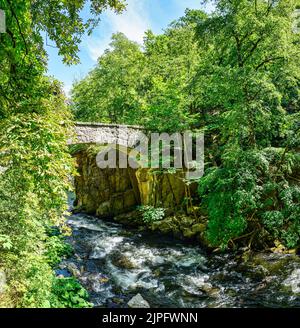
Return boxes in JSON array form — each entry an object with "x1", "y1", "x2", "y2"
[
  {"x1": 71, "y1": 2, "x2": 300, "y2": 250},
  {"x1": 14, "y1": 257, "x2": 56, "y2": 308},
  {"x1": 45, "y1": 235, "x2": 74, "y2": 267},
  {"x1": 0, "y1": 0, "x2": 299, "y2": 312},
  {"x1": 138, "y1": 205, "x2": 166, "y2": 224},
  {"x1": 72, "y1": 32, "x2": 145, "y2": 123},
  {"x1": 199, "y1": 148, "x2": 300, "y2": 249},
  {"x1": 29, "y1": 0, "x2": 126, "y2": 65},
  {"x1": 71, "y1": 9, "x2": 205, "y2": 131},
  {"x1": 0, "y1": 235, "x2": 13, "y2": 251},
  {"x1": 51, "y1": 277, "x2": 92, "y2": 308},
  {"x1": 0, "y1": 0, "x2": 127, "y2": 307},
  {"x1": 195, "y1": 0, "x2": 300, "y2": 249}
]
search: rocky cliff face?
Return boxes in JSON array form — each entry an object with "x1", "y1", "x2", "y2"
[
  {"x1": 73, "y1": 148, "x2": 192, "y2": 217},
  {"x1": 74, "y1": 149, "x2": 140, "y2": 217},
  {"x1": 135, "y1": 168, "x2": 188, "y2": 210}
]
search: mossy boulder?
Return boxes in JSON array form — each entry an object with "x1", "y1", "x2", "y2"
[
  {"x1": 247, "y1": 253, "x2": 300, "y2": 275},
  {"x1": 111, "y1": 252, "x2": 137, "y2": 270},
  {"x1": 191, "y1": 223, "x2": 206, "y2": 234},
  {"x1": 150, "y1": 217, "x2": 178, "y2": 234}
]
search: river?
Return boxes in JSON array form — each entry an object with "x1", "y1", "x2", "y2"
[{"x1": 58, "y1": 212, "x2": 300, "y2": 308}]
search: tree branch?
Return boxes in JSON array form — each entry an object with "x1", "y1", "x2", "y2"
[
  {"x1": 7, "y1": 0, "x2": 29, "y2": 55},
  {"x1": 255, "y1": 57, "x2": 284, "y2": 71},
  {"x1": 242, "y1": 36, "x2": 263, "y2": 65}
]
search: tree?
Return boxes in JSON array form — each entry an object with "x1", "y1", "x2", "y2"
[
  {"x1": 72, "y1": 32, "x2": 145, "y2": 124},
  {"x1": 70, "y1": 2, "x2": 300, "y2": 250},
  {"x1": 72, "y1": 9, "x2": 207, "y2": 131},
  {"x1": 142, "y1": 10, "x2": 206, "y2": 132},
  {"x1": 196, "y1": 0, "x2": 300, "y2": 248},
  {"x1": 0, "y1": 0, "x2": 125, "y2": 307}
]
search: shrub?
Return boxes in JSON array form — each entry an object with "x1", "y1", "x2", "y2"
[
  {"x1": 138, "y1": 205, "x2": 165, "y2": 224},
  {"x1": 51, "y1": 277, "x2": 92, "y2": 308},
  {"x1": 198, "y1": 148, "x2": 300, "y2": 249},
  {"x1": 45, "y1": 235, "x2": 74, "y2": 267}
]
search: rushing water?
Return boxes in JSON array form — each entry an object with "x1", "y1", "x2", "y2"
[{"x1": 59, "y1": 212, "x2": 300, "y2": 308}]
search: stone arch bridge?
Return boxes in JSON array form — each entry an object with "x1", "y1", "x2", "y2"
[
  {"x1": 71, "y1": 122, "x2": 189, "y2": 220},
  {"x1": 70, "y1": 122, "x2": 146, "y2": 147}
]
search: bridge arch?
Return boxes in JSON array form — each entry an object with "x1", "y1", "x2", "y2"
[{"x1": 71, "y1": 122, "x2": 190, "y2": 219}]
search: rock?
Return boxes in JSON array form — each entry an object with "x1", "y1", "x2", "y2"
[
  {"x1": 182, "y1": 222, "x2": 206, "y2": 239},
  {"x1": 180, "y1": 215, "x2": 195, "y2": 227},
  {"x1": 74, "y1": 148, "x2": 140, "y2": 217},
  {"x1": 282, "y1": 269, "x2": 300, "y2": 294},
  {"x1": 55, "y1": 269, "x2": 72, "y2": 277},
  {"x1": 111, "y1": 194, "x2": 125, "y2": 213},
  {"x1": 75, "y1": 147, "x2": 195, "y2": 218},
  {"x1": 96, "y1": 201, "x2": 111, "y2": 217},
  {"x1": 127, "y1": 293, "x2": 150, "y2": 308},
  {"x1": 57, "y1": 274, "x2": 65, "y2": 279},
  {"x1": 123, "y1": 190, "x2": 137, "y2": 208},
  {"x1": 270, "y1": 240, "x2": 297, "y2": 255},
  {"x1": 250, "y1": 253, "x2": 300, "y2": 275},
  {"x1": 191, "y1": 223, "x2": 206, "y2": 234},
  {"x1": 66, "y1": 262, "x2": 81, "y2": 277},
  {"x1": 197, "y1": 233, "x2": 211, "y2": 248},
  {"x1": 270, "y1": 240, "x2": 287, "y2": 254},
  {"x1": 111, "y1": 252, "x2": 137, "y2": 270},
  {"x1": 182, "y1": 228, "x2": 195, "y2": 238},
  {"x1": 201, "y1": 284, "x2": 220, "y2": 297},
  {"x1": 0, "y1": 270, "x2": 6, "y2": 294},
  {"x1": 119, "y1": 230, "x2": 135, "y2": 237},
  {"x1": 226, "y1": 288, "x2": 237, "y2": 297},
  {"x1": 114, "y1": 210, "x2": 140, "y2": 226},
  {"x1": 150, "y1": 217, "x2": 173, "y2": 234},
  {"x1": 112, "y1": 297, "x2": 124, "y2": 305},
  {"x1": 151, "y1": 216, "x2": 183, "y2": 235}
]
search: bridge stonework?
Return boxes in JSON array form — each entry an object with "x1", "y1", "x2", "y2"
[
  {"x1": 71, "y1": 122, "x2": 146, "y2": 147},
  {"x1": 71, "y1": 121, "x2": 194, "y2": 219}
]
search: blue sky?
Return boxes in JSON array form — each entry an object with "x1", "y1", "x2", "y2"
[{"x1": 46, "y1": 0, "x2": 213, "y2": 96}]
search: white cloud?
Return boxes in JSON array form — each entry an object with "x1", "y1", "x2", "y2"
[
  {"x1": 85, "y1": 0, "x2": 213, "y2": 62},
  {"x1": 173, "y1": 0, "x2": 214, "y2": 14},
  {"x1": 63, "y1": 83, "x2": 72, "y2": 97},
  {"x1": 107, "y1": 0, "x2": 150, "y2": 43},
  {"x1": 86, "y1": 0, "x2": 150, "y2": 62},
  {"x1": 86, "y1": 35, "x2": 111, "y2": 62}
]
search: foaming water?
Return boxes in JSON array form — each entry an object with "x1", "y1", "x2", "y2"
[{"x1": 63, "y1": 213, "x2": 300, "y2": 308}]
